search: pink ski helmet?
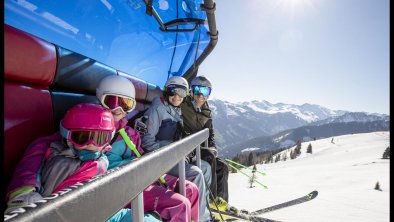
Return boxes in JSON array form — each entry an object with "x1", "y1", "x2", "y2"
[
  {"x1": 60, "y1": 103, "x2": 115, "y2": 149},
  {"x1": 62, "y1": 103, "x2": 115, "y2": 131}
]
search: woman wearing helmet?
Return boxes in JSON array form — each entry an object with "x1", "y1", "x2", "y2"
[
  {"x1": 97, "y1": 75, "x2": 200, "y2": 222},
  {"x1": 6, "y1": 103, "x2": 115, "y2": 213},
  {"x1": 181, "y1": 76, "x2": 234, "y2": 216},
  {"x1": 141, "y1": 76, "x2": 213, "y2": 222}
]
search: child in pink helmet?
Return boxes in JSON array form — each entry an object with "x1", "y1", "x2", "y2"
[
  {"x1": 97, "y1": 75, "x2": 200, "y2": 222},
  {"x1": 6, "y1": 103, "x2": 113, "y2": 209},
  {"x1": 40, "y1": 103, "x2": 114, "y2": 196},
  {"x1": 5, "y1": 103, "x2": 161, "y2": 222}
]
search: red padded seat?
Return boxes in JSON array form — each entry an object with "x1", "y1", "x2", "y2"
[
  {"x1": 4, "y1": 83, "x2": 54, "y2": 187},
  {"x1": 5, "y1": 25, "x2": 57, "y2": 85},
  {"x1": 4, "y1": 25, "x2": 57, "y2": 202}
]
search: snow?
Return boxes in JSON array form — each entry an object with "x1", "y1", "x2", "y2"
[
  {"x1": 241, "y1": 148, "x2": 261, "y2": 153},
  {"x1": 227, "y1": 131, "x2": 390, "y2": 222},
  {"x1": 279, "y1": 139, "x2": 295, "y2": 148},
  {"x1": 226, "y1": 108, "x2": 239, "y2": 116},
  {"x1": 225, "y1": 102, "x2": 241, "y2": 116},
  {"x1": 272, "y1": 133, "x2": 292, "y2": 143},
  {"x1": 242, "y1": 102, "x2": 320, "y2": 122},
  {"x1": 246, "y1": 102, "x2": 282, "y2": 114}
]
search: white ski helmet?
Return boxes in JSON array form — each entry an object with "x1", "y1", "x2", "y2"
[
  {"x1": 164, "y1": 76, "x2": 189, "y2": 98},
  {"x1": 165, "y1": 76, "x2": 189, "y2": 89},
  {"x1": 96, "y1": 75, "x2": 136, "y2": 112},
  {"x1": 190, "y1": 75, "x2": 212, "y2": 89}
]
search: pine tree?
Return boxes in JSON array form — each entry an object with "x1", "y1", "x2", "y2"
[
  {"x1": 295, "y1": 140, "x2": 302, "y2": 155},
  {"x1": 307, "y1": 143, "x2": 313, "y2": 154},
  {"x1": 375, "y1": 181, "x2": 382, "y2": 191},
  {"x1": 382, "y1": 146, "x2": 390, "y2": 159},
  {"x1": 267, "y1": 153, "x2": 273, "y2": 163},
  {"x1": 290, "y1": 149, "x2": 296, "y2": 159},
  {"x1": 282, "y1": 153, "x2": 287, "y2": 161},
  {"x1": 276, "y1": 154, "x2": 281, "y2": 162},
  {"x1": 248, "y1": 152, "x2": 256, "y2": 166}
]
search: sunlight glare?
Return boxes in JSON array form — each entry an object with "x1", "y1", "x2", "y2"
[{"x1": 275, "y1": 0, "x2": 314, "y2": 16}]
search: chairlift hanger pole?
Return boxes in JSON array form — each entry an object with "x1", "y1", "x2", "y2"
[
  {"x1": 143, "y1": 0, "x2": 204, "y2": 32},
  {"x1": 141, "y1": 0, "x2": 218, "y2": 81},
  {"x1": 183, "y1": 0, "x2": 218, "y2": 81},
  {"x1": 143, "y1": 0, "x2": 166, "y2": 31}
]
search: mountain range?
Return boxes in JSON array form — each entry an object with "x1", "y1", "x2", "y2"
[{"x1": 207, "y1": 99, "x2": 389, "y2": 158}]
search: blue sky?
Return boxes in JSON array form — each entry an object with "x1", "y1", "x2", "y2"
[{"x1": 199, "y1": 0, "x2": 389, "y2": 114}]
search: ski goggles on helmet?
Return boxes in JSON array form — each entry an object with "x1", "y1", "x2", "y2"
[
  {"x1": 192, "y1": 85, "x2": 211, "y2": 97},
  {"x1": 67, "y1": 130, "x2": 113, "y2": 149},
  {"x1": 101, "y1": 94, "x2": 136, "y2": 113},
  {"x1": 166, "y1": 85, "x2": 188, "y2": 98}
]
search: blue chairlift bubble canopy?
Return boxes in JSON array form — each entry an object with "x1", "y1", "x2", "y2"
[{"x1": 5, "y1": 0, "x2": 211, "y2": 87}]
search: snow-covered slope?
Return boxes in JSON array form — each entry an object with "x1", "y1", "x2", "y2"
[{"x1": 228, "y1": 131, "x2": 390, "y2": 222}]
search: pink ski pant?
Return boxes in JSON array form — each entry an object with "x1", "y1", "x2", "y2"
[{"x1": 143, "y1": 174, "x2": 199, "y2": 222}]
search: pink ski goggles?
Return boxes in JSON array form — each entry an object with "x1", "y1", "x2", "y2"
[{"x1": 67, "y1": 130, "x2": 113, "y2": 149}]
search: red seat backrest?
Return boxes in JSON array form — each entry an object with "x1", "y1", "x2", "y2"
[{"x1": 4, "y1": 25, "x2": 57, "y2": 202}]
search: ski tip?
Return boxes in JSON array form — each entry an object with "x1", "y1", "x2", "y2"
[{"x1": 309, "y1": 190, "x2": 318, "y2": 199}]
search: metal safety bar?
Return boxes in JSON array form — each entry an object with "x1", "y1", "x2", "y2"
[{"x1": 5, "y1": 129, "x2": 209, "y2": 222}]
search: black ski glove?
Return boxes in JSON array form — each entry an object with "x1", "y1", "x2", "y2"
[{"x1": 134, "y1": 115, "x2": 148, "y2": 135}]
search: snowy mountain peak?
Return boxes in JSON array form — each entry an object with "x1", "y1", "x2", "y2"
[
  {"x1": 207, "y1": 99, "x2": 389, "y2": 150},
  {"x1": 310, "y1": 112, "x2": 390, "y2": 126},
  {"x1": 210, "y1": 99, "x2": 346, "y2": 123}
]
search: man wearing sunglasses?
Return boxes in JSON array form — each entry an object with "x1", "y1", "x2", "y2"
[
  {"x1": 180, "y1": 76, "x2": 234, "y2": 217},
  {"x1": 141, "y1": 76, "x2": 213, "y2": 222}
]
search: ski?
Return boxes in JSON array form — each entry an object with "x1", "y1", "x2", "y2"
[
  {"x1": 225, "y1": 159, "x2": 267, "y2": 177},
  {"x1": 209, "y1": 191, "x2": 317, "y2": 221},
  {"x1": 210, "y1": 208, "x2": 280, "y2": 222},
  {"x1": 250, "y1": 190, "x2": 318, "y2": 215},
  {"x1": 227, "y1": 163, "x2": 268, "y2": 189}
]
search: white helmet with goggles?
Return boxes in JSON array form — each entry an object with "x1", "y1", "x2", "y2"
[
  {"x1": 164, "y1": 76, "x2": 189, "y2": 98},
  {"x1": 190, "y1": 75, "x2": 212, "y2": 97},
  {"x1": 96, "y1": 75, "x2": 136, "y2": 113},
  {"x1": 191, "y1": 75, "x2": 212, "y2": 89}
]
